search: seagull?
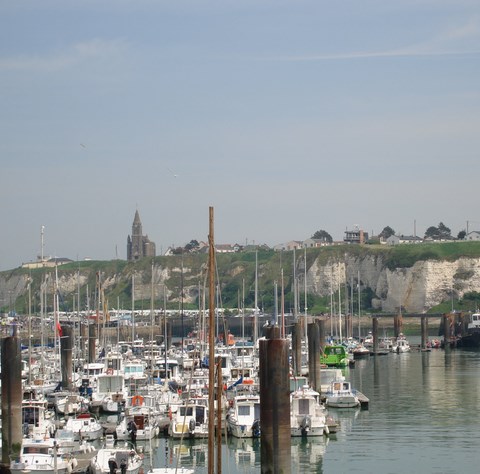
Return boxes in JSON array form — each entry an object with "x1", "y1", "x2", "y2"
[
  {"x1": 80, "y1": 143, "x2": 86, "y2": 148},
  {"x1": 167, "y1": 167, "x2": 178, "y2": 178}
]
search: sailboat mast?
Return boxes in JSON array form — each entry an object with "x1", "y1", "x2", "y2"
[
  {"x1": 207, "y1": 206, "x2": 216, "y2": 474},
  {"x1": 358, "y1": 270, "x2": 361, "y2": 339},
  {"x1": 304, "y1": 247, "x2": 308, "y2": 345},
  {"x1": 254, "y1": 249, "x2": 258, "y2": 345},
  {"x1": 131, "y1": 274, "x2": 135, "y2": 343}
]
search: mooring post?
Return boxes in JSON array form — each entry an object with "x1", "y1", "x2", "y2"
[
  {"x1": 443, "y1": 314, "x2": 450, "y2": 349},
  {"x1": 308, "y1": 322, "x2": 321, "y2": 393},
  {"x1": 421, "y1": 316, "x2": 428, "y2": 350},
  {"x1": 260, "y1": 325, "x2": 291, "y2": 474},
  {"x1": 292, "y1": 321, "x2": 302, "y2": 377},
  {"x1": 1, "y1": 330, "x2": 23, "y2": 473},
  {"x1": 60, "y1": 325, "x2": 74, "y2": 391},
  {"x1": 372, "y1": 317, "x2": 379, "y2": 355},
  {"x1": 318, "y1": 319, "x2": 326, "y2": 354}
]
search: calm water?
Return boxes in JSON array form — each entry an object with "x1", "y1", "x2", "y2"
[{"x1": 146, "y1": 342, "x2": 480, "y2": 473}]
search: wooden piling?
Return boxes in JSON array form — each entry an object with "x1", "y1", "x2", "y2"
[
  {"x1": 1, "y1": 333, "x2": 23, "y2": 472},
  {"x1": 308, "y1": 322, "x2": 321, "y2": 393},
  {"x1": 421, "y1": 316, "x2": 428, "y2": 350},
  {"x1": 260, "y1": 327, "x2": 291, "y2": 474},
  {"x1": 88, "y1": 323, "x2": 97, "y2": 363},
  {"x1": 60, "y1": 325, "x2": 73, "y2": 391},
  {"x1": 372, "y1": 317, "x2": 379, "y2": 355},
  {"x1": 318, "y1": 319, "x2": 326, "y2": 354},
  {"x1": 292, "y1": 321, "x2": 302, "y2": 377}
]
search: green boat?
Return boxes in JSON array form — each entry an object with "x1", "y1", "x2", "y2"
[{"x1": 320, "y1": 345, "x2": 349, "y2": 367}]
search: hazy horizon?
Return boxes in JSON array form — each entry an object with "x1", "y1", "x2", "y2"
[{"x1": 2, "y1": 1, "x2": 479, "y2": 271}]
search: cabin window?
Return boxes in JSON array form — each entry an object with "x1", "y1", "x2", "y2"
[
  {"x1": 238, "y1": 405, "x2": 250, "y2": 416},
  {"x1": 179, "y1": 406, "x2": 193, "y2": 416},
  {"x1": 298, "y1": 399, "x2": 310, "y2": 415}
]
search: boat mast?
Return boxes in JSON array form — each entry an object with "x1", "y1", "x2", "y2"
[
  {"x1": 150, "y1": 260, "x2": 154, "y2": 373},
  {"x1": 358, "y1": 270, "x2": 362, "y2": 339},
  {"x1": 293, "y1": 247, "x2": 297, "y2": 321},
  {"x1": 207, "y1": 206, "x2": 216, "y2": 474},
  {"x1": 254, "y1": 249, "x2": 258, "y2": 345},
  {"x1": 304, "y1": 247, "x2": 308, "y2": 346},
  {"x1": 131, "y1": 273, "x2": 135, "y2": 343}
]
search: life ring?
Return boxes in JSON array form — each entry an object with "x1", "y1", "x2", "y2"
[
  {"x1": 106, "y1": 368, "x2": 113, "y2": 375},
  {"x1": 132, "y1": 395, "x2": 144, "y2": 407},
  {"x1": 243, "y1": 378, "x2": 254, "y2": 385}
]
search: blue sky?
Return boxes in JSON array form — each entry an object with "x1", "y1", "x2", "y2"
[{"x1": 1, "y1": 0, "x2": 480, "y2": 270}]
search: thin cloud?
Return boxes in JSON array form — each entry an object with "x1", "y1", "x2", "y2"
[
  {"x1": 264, "y1": 18, "x2": 480, "y2": 62},
  {"x1": 0, "y1": 38, "x2": 128, "y2": 72}
]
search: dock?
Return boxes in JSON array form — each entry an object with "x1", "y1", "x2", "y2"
[{"x1": 356, "y1": 391, "x2": 369, "y2": 409}]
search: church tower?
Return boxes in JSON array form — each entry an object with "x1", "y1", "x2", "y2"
[{"x1": 127, "y1": 210, "x2": 156, "y2": 261}]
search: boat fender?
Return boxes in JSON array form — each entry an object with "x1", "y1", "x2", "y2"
[
  {"x1": 72, "y1": 458, "x2": 79, "y2": 468},
  {"x1": 189, "y1": 418, "x2": 196, "y2": 433},
  {"x1": 323, "y1": 424, "x2": 330, "y2": 436}
]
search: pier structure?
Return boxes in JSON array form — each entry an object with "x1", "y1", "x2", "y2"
[
  {"x1": 260, "y1": 324, "x2": 291, "y2": 474},
  {"x1": 1, "y1": 330, "x2": 22, "y2": 473}
]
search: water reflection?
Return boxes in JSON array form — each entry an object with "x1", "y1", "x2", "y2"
[{"x1": 140, "y1": 348, "x2": 480, "y2": 473}]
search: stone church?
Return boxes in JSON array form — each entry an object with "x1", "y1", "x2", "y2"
[{"x1": 127, "y1": 210, "x2": 156, "y2": 261}]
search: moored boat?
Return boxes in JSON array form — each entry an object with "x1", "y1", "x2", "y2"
[
  {"x1": 11, "y1": 437, "x2": 78, "y2": 474},
  {"x1": 325, "y1": 380, "x2": 360, "y2": 409}
]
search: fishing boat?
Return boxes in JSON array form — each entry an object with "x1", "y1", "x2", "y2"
[
  {"x1": 226, "y1": 393, "x2": 261, "y2": 438},
  {"x1": 89, "y1": 444, "x2": 143, "y2": 474},
  {"x1": 10, "y1": 437, "x2": 78, "y2": 474},
  {"x1": 290, "y1": 386, "x2": 329, "y2": 437},
  {"x1": 456, "y1": 312, "x2": 480, "y2": 347},
  {"x1": 115, "y1": 395, "x2": 160, "y2": 441},
  {"x1": 351, "y1": 343, "x2": 370, "y2": 359},
  {"x1": 325, "y1": 380, "x2": 360, "y2": 408},
  {"x1": 168, "y1": 397, "x2": 209, "y2": 439},
  {"x1": 320, "y1": 345, "x2": 349, "y2": 368},
  {"x1": 64, "y1": 413, "x2": 103, "y2": 441},
  {"x1": 392, "y1": 334, "x2": 411, "y2": 353}
]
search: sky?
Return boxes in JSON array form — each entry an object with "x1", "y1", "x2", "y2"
[{"x1": 1, "y1": 0, "x2": 480, "y2": 270}]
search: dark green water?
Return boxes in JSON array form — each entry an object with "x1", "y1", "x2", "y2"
[{"x1": 148, "y1": 344, "x2": 480, "y2": 473}]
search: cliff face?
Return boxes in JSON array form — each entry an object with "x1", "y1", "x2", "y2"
[
  {"x1": 2, "y1": 254, "x2": 480, "y2": 313},
  {"x1": 306, "y1": 255, "x2": 480, "y2": 312}
]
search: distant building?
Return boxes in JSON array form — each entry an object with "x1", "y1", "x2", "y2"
[
  {"x1": 386, "y1": 235, "x2": 423, "y2": 246},
  {"x1": 303, "y1": 238, "x2": 331, "y2": 248},
  {"x1": 127, "y1": 210, "x2": 156, "y2": 261},
  {"x1": 344, "y1": 228, "x2": 368, "y2": 244},
  {"x1": 22, "y1": 257, "x2": 73, "y2": 269},
  {"x1": 273, "y1": 241, "x2": 303, "y2": 251},
  {"x1": 465, "y1": 231, "x2": 480, "y2": 241}
]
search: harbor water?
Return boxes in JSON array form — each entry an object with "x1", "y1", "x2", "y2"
[{"x1": 146, "y1": 340, "x2": 480, "y2": 474}]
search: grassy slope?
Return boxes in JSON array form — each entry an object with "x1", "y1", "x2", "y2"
[{"x1": 4, "y1": 241, "x2": 480, "y2": 314}]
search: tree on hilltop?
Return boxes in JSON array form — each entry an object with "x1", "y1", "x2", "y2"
[
  {"x1": 379, "y1": 226, "x2": 395, "y2": 239},
  {"x1": 424, "y1": 222, "x2": 452, "y2": 240},
  {"x1": 312, "y1": 230, "x2": 333, "y2": 243}
]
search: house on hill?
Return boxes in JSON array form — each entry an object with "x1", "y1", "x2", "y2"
[
  {"x1": 385, "y1": 235, "x2": 423, "y2": 245},
  {"x1": 344, "y1": 227, "x2": 368, "y2": 244},
  {"x1": 303, "y1": 238, "x2": 331, "y2": 248},
  {"x1": 273, "y1": 241, "x2": 303, "y2": 251},
  {"x1": 465, "y1": 231, "x2": 480, "y2": 241}
]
